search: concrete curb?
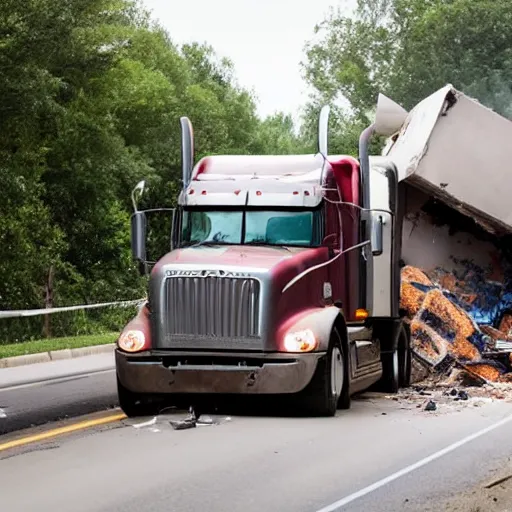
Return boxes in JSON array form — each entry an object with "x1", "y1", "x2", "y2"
[{"x1": 0, "y1": 344, "x2": 115, "y2": 369}]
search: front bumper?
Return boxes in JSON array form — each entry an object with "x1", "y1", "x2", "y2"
[{"x1": 115, "y1": 349, "x2": 324, "y2": 395}]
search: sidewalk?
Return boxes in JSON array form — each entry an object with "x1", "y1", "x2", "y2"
[{"x1": 0, "y1": 351, "x2": 115, "y2": 390}]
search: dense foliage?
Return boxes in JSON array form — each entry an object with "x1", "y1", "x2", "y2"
[
  {"x1": 0, "y1": 0, "x2": 301, "y2": 341},
  {"x1": 302, "y1": 0, "x2": 512, "y2": 152}
]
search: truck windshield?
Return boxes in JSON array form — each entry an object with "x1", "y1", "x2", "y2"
[{"x1": 181, "y1": 209, "x2": 321, "y2": 247}]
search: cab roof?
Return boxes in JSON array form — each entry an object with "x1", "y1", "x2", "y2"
[
  {"x1": 191, "y1": 154, "x2": 325, "y2": 182},
  {"x1": 179, "y1": 153, "x2": 362, "y2": 208}
]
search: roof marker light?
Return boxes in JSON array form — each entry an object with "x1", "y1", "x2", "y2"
[
  {"x1": 304, "y1": 190, "x2": 310, "y2": 196},
  {"x1": 256, "y1": 191, "x2": 262, "y2": 196},
  {"x1": 234, "y1": 189, "x2": 241, "y2": 195},
  {"x1": 188, "y1": 189, "x2": 195, "y2": 195},
  {"x1": 293, "y1": 191, "x2": 299, "y2": 195},
  {"x1": 201, "y1": 190, "x2": 207, "y2": 195}
]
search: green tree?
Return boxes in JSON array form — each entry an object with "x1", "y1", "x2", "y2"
[
  {"x1": 251, "y1": 113, "x2": 305, "y2": 155},
  {"x1": 0, "y1": 0, "x2": 310, "y2": 342},
  {"x1": 303, "y1": 0, "x2": 512, "y2": 121}
]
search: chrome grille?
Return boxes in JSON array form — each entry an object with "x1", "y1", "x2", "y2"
[{"x1": 163, "y1": 276, "x2": 261, "y2": 345}]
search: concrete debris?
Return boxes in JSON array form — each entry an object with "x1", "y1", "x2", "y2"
[
  {"x1": 129, "y1": 405, "x2": 226, "y2": 432},
  {"x1": 440, "y1": 388, "x2": 470, "y2": 401},
  {"x1": 169, "y1": 408, "x2": 219, "y2": 430},
  {"x1": 457, "y1": 390, "x2": 469, "y2": 401},
  {"x1": 169, "y1": 417, "x2": 197, "y2": 430},
  {"x1": 424, "y1": 400, "x2": 437, "y2": 411},
  {"x1": 169, "y1": 406, "x2": 199, "y2": 430},
  {"x1": 385, "y1": 383, "x2": 510, "y2": 414},
  {"x1": 169, "y1": 415, "x2": 219, "y2": 429},
  {"x1": 401, "y1": 264, "x2": 512, "y2": 387},
  {"x1": 196, "y1": 415, "x2": 215, "y2": 426},
  {"x1": 132, "y1": 417, "x2": 157, "y2": 429}
]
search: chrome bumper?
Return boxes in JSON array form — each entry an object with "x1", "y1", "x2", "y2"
[{"x1": 115, "y1": 349, "x2": 323, "y2": 395}]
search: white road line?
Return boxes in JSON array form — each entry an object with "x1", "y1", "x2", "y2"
[
  {"x1": 314, "y1": 412, "x2": 512, "y2": 512},
  {"x1": 0, "y1": 369, "x2": 115, "y2": 393}
]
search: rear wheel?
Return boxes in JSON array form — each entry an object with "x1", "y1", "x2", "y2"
[
  {"x1": 117, "y1": 376, "x2": 159, "y2": 418},
  {"x1": 380, "y1": 349, "x2": 399, "y2": 393},
  {"x1": 301, "y1": 328, "x2": 349, "y2": 416},
  {"x1": 398, "y1": 324, "x2": 411, "y2": 388}
]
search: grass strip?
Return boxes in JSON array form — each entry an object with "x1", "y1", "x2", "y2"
[{"x1": 0, "y1": 333, "x2": 118, "y2": 359}]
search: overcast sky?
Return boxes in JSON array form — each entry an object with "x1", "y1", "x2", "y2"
[{"x1": 142, "y1": 0, "x2": 353, "y2": 120}]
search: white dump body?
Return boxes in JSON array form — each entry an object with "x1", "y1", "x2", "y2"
[{"x1": 384, "y1": 84, "x2": 512, "y2": 235}]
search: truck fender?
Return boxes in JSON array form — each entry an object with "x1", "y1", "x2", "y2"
[{"x1": 280, "y1": 306, "x2": 347, "y2": 352}]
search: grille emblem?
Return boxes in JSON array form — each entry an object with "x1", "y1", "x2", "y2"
[{"x1": 165, "y1": 269, "x2": 250, "y2": 278}]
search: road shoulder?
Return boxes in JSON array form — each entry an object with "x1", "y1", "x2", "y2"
[
  {"x1": 0, "y1": 350, "x2": 114, "y2": 390},
  {"x1": 433, "y1": 461, "x2": 512, "y2": 512}
]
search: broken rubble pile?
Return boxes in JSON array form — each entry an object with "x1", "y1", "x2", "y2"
[{"x1": 401, "y1": 265, "x2": 512, "y2": 385}]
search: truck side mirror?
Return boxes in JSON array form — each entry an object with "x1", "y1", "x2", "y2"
[
  {"x1": 371, "y1": 214, "x2": 384, "y2": 256},
  {"x1": 131, "y1": 211, "x2": 147, "y2": 274}
]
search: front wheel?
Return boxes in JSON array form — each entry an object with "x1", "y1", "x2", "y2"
[{"x1": 300, "y1": 328, "x2": 349, "y2": 416}]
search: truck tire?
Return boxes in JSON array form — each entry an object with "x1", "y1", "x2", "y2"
[
  {"x1": 117, "y1": 376, "x2": 158, "y2": 418},
  {"x1": 380, "y1": 349, "x2": 399, "y2": 393},
  {"x1": 301, "y1": 327, "x2": 349, "y2": 416},
  {"x1": 398, "y1": 324, "x2": 411, "y2": 388}
]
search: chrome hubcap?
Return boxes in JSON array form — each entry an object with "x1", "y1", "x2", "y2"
[{"x1": 331, "y1": 347, "x2": 344, "y2": 399}]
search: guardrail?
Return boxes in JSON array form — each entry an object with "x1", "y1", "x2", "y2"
[{"x1": 0, "y1": 299, "x2": 146, "y2": 319}]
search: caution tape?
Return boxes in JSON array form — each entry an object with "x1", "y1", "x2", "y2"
[{"x1": 0, "y1": 299, "x2": 146, "y2": 319}]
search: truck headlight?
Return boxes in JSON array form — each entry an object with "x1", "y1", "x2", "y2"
[
  {"x1": 284, "y1": 329, "x2": 317, "y2": 352},
  {"x1": 118, "y1": 330, "x2": 146, "y2": 353}
]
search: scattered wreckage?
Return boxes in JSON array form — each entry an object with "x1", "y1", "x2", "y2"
[
  {"x1": 116, "y1": 82, "x2": 512, "y2": 421},
  {"x1": 390, "y1": 84, "x2": 512, "y2": 389}
]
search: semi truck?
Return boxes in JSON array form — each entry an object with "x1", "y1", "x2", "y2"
[
  {"x1": 119, "y1": 83, "x2": 512, "y2": 417},
  {"x1": 114, "y1": 91, "x2": 415, "y2": 418}
]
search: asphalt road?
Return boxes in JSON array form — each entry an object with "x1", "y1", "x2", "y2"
[
  {"x1": 2, "y1": 389, "x2": 512, "y2": 512},
  {"x1": 0, "y1": 369, "x2": 118, "y2": 435}
]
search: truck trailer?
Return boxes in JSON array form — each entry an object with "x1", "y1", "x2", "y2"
[
  {"x1": 114, "y1": 92, "x2": 415, "y2": 418},
  {"x1": 383, "y1": 84, "x2": 512, "y2": 383}
]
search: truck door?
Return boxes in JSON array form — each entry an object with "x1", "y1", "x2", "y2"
[
  {"x1": 369, "y1": 166, "x2": 394, "y2": 317},
  {"x1": 324, "y1": 194, "x2": 346, "y2": 308}
]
